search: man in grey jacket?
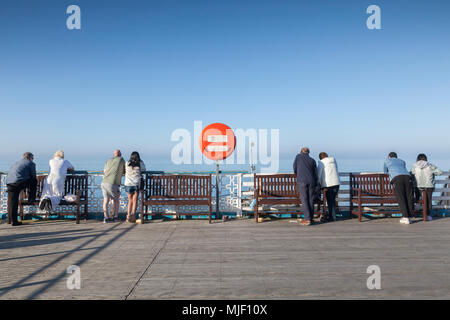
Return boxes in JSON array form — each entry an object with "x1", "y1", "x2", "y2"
[
  {"x1": 6, "y1": 152, "x2": 37, "y2": 226},
  {"x1": 411, "y1": 153, "x2": 443, "y2": 221},
  {"x1": 293, "y1": 147, "x2": 318, "y2": 226}
]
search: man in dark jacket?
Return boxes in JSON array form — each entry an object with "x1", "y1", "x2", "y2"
[
  {"x1": 6, "y1": 152, "x2": 37, "y2": 226},
  {"x1": 293, "y1": 147, "x2": 318, "y2": 226}
]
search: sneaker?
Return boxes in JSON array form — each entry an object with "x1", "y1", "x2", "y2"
[
  {"x1": 103, "y1": 218, "x2": 112, "y2": 223},
  {"x1": 400, "y1": 218, "x2": 411, "y2": 224},
  {"x1": 426, "y1": 215, "x2": 433, "y2": 221}
]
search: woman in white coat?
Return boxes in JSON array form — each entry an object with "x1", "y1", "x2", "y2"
[
  {"x1": 317, "y1": 152, "x2": 340, "y2": 222},
  {"x1": 39, "y1": 150, "x2": 74, "y2": 212}
]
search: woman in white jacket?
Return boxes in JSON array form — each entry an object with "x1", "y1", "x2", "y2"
[
  {"x1": 39, "y1": 150, "x2": 74, "y2": 212},
  {"x1": 411, "y1": 153, "x2": 443, "y2": 221},
  {"x1": 317, "y1": 152, "x2": 340, "y2": 222}
]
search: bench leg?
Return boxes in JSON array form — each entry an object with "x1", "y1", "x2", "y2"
[
  {"x1": 254, "y1": 198, "x2": 259, "y2": 222},
  {"x1": 358, "y1": 200, "x2": 362, "y2": 222},
  {"x1": 209, "y1": 203, "x2": 212, "y2": 224},
  {"x1": 76, "y1": 204, "x2": 80, "y2": 224},
  {"x1": 349, "y1": 200, "x2": 353, "y2": 220}
]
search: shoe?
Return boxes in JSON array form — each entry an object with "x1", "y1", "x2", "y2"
[
  {"x1": 103, "y1": 218, "x2": 112, "y2": 223},
  {"x1": 12, "y1": 221, "x2": 22, "y2": 226},
  {"x1": 299, "y1": 219, "x2": 312, "y2": 226},
  {"x1": 400, "y1": 218, "x2": 411, "y2": 224},
  {"x1": 426, "y1": 216, "x2": 433, "y2": 221},
  {"x1": 39, "y1": 200, "x2": 46, "y2": 210}
]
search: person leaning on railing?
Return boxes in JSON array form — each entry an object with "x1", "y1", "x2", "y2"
[
  {"x1": 383, "y1": 152, "x2": 415, "y2": 225},
  {"x1": 6, "y1": 152, "x2": 37, "y2": 226},
  {"x1": 293, "y1": 147, "x2": 318, "y2": 226},
  {"x1": 101, "y1": 149, "x2": 125, "y2": 223},
  {"x1": 39, "y1": 150, "x2": 75, "y2": 213},
  {"x1": 124, "y1": 151, "x2": 146, "y2": 223},
  {"x1": 411, "y1": 153, "x2": 443, "y2": 221},
  {"x1": 317, "y1": 152, "x2": 341, "y2": 222}
]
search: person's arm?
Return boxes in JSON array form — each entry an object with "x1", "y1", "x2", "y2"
[
  {"x1": 383, "y1": 162, "x2": 388, "y2": 174},
  {"x1": 430, "y1": 164, "x2": 443, "y2": 176},
  {"x1": 312, "y1": 160, "x2": 318, "y2": 186},
  {"x1": 66, "y1": 160, "x2": 75, "y2": 172},
  {"x1": 293, "y1": 156, "x2": 297, "y2": 176},
  {"x1": 30, "y1": 162, "x2": 37, "y2": 179},
  {"x1": 317, "y1": 162, "x2": 323, "y2": 187}
]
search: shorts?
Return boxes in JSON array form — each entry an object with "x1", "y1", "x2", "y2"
[
  {"x1": 125, "y1": 185, "x2": 139, "y2": 194},
  {"x1": 101, "y1": 183, "x2": 121, "y2": 200}
]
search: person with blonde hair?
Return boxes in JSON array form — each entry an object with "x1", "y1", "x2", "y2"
[{"x1": 39, "y1": 150, "x2": 75, "y2": 212}]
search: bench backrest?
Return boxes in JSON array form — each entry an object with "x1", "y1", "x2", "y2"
[
  {"x1": 254, "y1": 174, "x2": 299, "y2": 199},
  {"x1": 22, "y1": 174, "x2": 89, "y2": 201},
  {"x1": 143, "y1": 174, "x2": 212, "y2": 199},
  {"x1": 349, "y1": 173, "x2": 394, "y2": 197}
]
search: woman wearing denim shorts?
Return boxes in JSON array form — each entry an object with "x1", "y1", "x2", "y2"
[{"x1": 124, "y1": 151, "x2": 146, "y2": 223}]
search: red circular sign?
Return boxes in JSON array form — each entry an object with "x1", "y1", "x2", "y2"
[{"x1": 199, "y1": 123, "x2": 236, "y2": 161}]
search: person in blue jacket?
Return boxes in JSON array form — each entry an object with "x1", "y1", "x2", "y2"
[{"x1": 383, "y1": 152, "x2": 414, "y2": 225}]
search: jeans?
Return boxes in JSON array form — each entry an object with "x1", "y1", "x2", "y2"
[
  {"x1": 324, "y1": 185, "x2": 339, "y2": 221},
  {"x1": 298, "y1": 182, "x2": 316, "y2": 221}
]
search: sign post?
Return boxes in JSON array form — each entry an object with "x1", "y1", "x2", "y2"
[{"x1": 199, "y1": 123, "x2": 236, "y2": 220}]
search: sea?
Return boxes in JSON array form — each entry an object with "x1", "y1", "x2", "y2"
[{"x1": 1, "y1": 156, "x2": 449, "y2": 174}]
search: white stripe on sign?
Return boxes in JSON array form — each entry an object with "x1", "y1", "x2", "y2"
[
  {"x1": 207, "y1": 145, "x2": 228, "y2": 152},
  {"x1": 207, "y1": 135, "x2": 228, "y2": 143}
]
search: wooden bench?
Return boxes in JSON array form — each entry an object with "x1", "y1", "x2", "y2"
[
  {"x1": 349, "y1": 173, "x2": 426, "y2": 222},
  {"x1": 18, "y1": 173, "x2": 89, "y2": 224},
  {"x1": 253, "y1": 174, "x2": 323, "y2": 222},
  {"x1": 140, "y1": 174, "x2": 213, "y2": 223}
]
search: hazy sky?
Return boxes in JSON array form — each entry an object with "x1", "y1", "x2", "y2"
[{"x1": 1, "y1": 0, "x2": 449, "y2": 164}]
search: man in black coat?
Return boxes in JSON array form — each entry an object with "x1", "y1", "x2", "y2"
[
  {"x1": 293, "y1": 147, "x2": 318, "y2": 226},
  {"x1": 6, "y1": 152, "x2": 37, "y2": 226}
]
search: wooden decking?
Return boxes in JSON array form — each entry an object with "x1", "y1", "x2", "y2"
[{"x1": 0, "y1": 217, "x2": 449, "y2": 299}]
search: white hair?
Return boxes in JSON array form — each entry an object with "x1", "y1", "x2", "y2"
[{"x1": 54, "y1": 150, "x2": 64, "y2": 159}]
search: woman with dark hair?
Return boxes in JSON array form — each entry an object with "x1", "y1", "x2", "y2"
[
  {"x1": 411, "y1": 153, "x2": 442, "y2": 221},
  {"x1": 124, "y1": 152, "x2": 146, "y2": 223},
  {"x1": 317, "y1": 152, "x2": 340, "y2": 222}
]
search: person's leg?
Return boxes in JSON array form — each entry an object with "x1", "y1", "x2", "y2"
[
  {"x1": 327, "y1": 185, "x2": 339, "y2": 221},
  {"x1": 113, "y1": 198, "x2": 120, "y2": 219},
  {"x1": 24, "y1": 178, "x2": 37, "y2": 203},
  {"x1": 7, "y1": 184, "x2": 21, "y2": 224},
  {"x1": 299, "y1": 183, "x2": 312, "y2": 221},
  {"x1": 103, "y1": 197, "x2": 110, "y2": 220},
  {"x1": 426, "y1": 188, "x2": 434, "y2": 216},
  {"x1": 392, "y1": 176, "x2": 409, "y2": 218},
  {"x1": 132, "y1": 192, "x2": 138, "y2": 221},
  {"x1": 126, "y1": 193, "x2": 133, "y2": 220},
  {"x1": 308, "y1": 185, "x2": 315, "y2": 221},
  {"x1": 405, "y1": 176, "x2": 415, "y2": 218}
]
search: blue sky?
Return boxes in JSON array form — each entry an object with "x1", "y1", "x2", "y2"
[{"x1": 1, "y1": 0, "x2": 449, "y2": 168}]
